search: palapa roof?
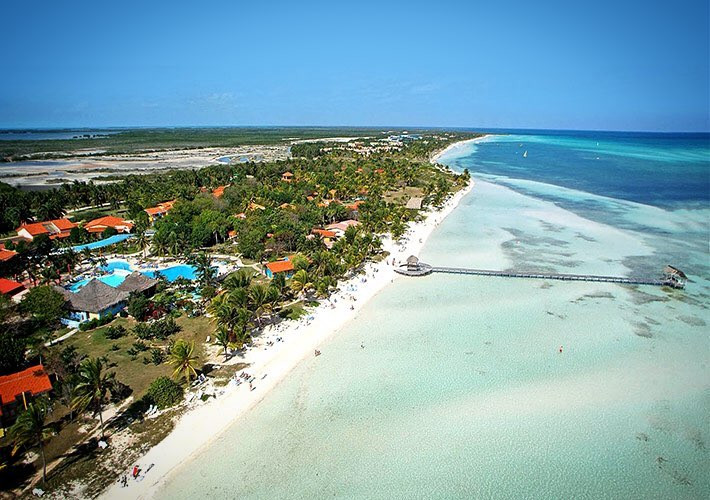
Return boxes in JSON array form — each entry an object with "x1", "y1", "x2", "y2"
[
  {"x1": 406, "y1": 255, "x2": 419, "y2": 265},
  {"x1": 117, "y1": 272, "x2": 159, "y2": 294},
  {"x1": 664, "y1": 265, "x2": 688, "y2": 279},
  {"x1": 59, "y1": 279, "x2": 129, "y2": 313}
]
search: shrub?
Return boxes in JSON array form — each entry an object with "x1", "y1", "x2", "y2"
[
  {"x1": 127, "y1": 292, "x2": 149, "y2": 321},
  {"x1": 105, "y1": 325, "x2": 127, "y2": 340},
  {"x1": 146, "y1": 376, "x2": 183, "y2": 409},
  {"x1": 79, "y1": 313, "x2": 114, "y2": 332},
  {"x1": 132, "y1": 340, "x2": 148, "y2": 352},
  {"x1": 150, "y1": 348, "x2": 165, "y2": 365}
]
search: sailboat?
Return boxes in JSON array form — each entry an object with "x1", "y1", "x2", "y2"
[{"x1": 523, "y1": 150, "x2": 528, "y2": 158}]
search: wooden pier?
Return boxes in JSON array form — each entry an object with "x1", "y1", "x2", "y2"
[{"x1": 394, "y1": 256, "x2": 686, "y2": 289}]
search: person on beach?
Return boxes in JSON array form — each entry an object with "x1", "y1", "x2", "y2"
[{"x1": 132, "y1": 465, "x2": 140, "y2": 479}]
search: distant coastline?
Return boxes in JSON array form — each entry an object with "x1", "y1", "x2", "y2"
[{"x1": 431, "y1": 134, "x2": 494, "y2": 164}]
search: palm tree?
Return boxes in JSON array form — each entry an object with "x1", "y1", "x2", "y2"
[
  {"x1": 191, "y1": 252, "x2": 216, "y2": 288},
  {"x1": 72, "y1": 357, "x2": 116, "y2": 439},
  {"x1": 10, "y1": 398, "x2": 52, "y2": 484},
  {"x1": 290, "y1": 269, "x2": 312, "y2": 296},
  {"x1": 214, "y1": 326, "x2": 230, "y2": 361},
  {"x1": 169, "y1": 340, "x2": 199, "y2": 383}
]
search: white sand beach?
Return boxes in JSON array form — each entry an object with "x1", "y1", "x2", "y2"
[
  {"x1": 101, "y1": 150, "x2": 475, "y2": 499},
  {"x1": 430, "y1": 134, "x2": 494, "y2": 164}
]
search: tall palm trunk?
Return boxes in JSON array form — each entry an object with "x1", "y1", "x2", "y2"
[
  {"x1": 38, "y1": 436, "x2": 46, "y2": 484},
  {"x1": 97, "y1": 402, "x2": 105, "y2": 438}
]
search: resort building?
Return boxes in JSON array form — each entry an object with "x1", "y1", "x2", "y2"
[
  {"x1": 16, "y1": 218, "x2": 76, "y2": 241},
  {"x1": 56, "y1": 272, "x2": 159, "y2": 324},
  {"x1": 281, "y1": 171, "x2": 294, "y2": 182},
  {"x1": 116, "y1": 271, "x2": 159, "y2": 296},
  {"x1": 311, "y1": 228, "x2": 337, "y2": 249},
  {"x1": 0, "y1": 278, "x2": 24, "y2": 300},
  {"x1": 84, "y1": 216, "x2": 134, "y2": 235},
  {"x1": 264, "y1": 258, "x2": 295, "y2": 279},
  {"x1": 0, "y1": 365, "x2": 53, "y2": 430},
  {"x1": 212, "y1": 185, "x2": 227, "y2": 198},
  {"x1": 145, "y1": 200, "x2": 175, "y2": 221},
  {"x1": 325, "y1": 219, "x2": 361, "y2": 237},
  {"x1": 0, "y1": 244, "x2": 17, "y2": 262},
  {"x1": 56, "y1": 280, "x2": 129, "y2": 323}
]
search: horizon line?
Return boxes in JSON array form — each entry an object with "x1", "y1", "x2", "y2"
[{"x1": 0, "y1": 125, "x2": 709, "y2": 135}]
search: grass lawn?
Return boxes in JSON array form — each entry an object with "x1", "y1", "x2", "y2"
[{"x1": 31, "y1": 315, "x2": 218, "y2": 489}]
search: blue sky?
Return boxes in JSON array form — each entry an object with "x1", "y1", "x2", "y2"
[{"x1": 1, "y1": 0, "x2": 708, "y2": 131}]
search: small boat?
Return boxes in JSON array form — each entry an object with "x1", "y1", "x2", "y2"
[{"x1": 523, "y1": 151, "x2": 528, "y2": 158}]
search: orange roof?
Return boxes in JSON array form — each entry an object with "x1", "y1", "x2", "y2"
[
  {"x1": 85, "y1": 216, "x2": 133, "y2": 232},
  {"x1": 0, "y1": 278, "x2": 24, "y2": 296},
  {"x1": 374, "y1": 169, "x2": 385, "y2": 174},
  {"x1": 145, "y1": 200, "x2": 175, "y2": 216},
  {"x1": 266, "y1": 260, "x2": 295, "y2": 274},
  {"x1": 0, "y1": 365, "x2": 52, "y2": 409},
  {"x1": 312, "y1": 228, "x2": 337, "y2": 238},
  {"x1": 0, "y1": 248, "x2": 17, "y2": 262},
  {"x1": 16, "y1": 222, "x2": 49, "y2": 236},
  {"x1": 235, "y1": 213, "x2": 247, "y2": 219},
  {"x1": 212, "y1": 186, "x2": 226, "y2": 198},
  {"x1": 227, "y1": 230, "x2": 237, "y2": 238},
  {"x1": 145, "y1": 206, "x2": 164, "y2": 216},
  {"x1": 52, "y1": 218, "x2": 76, "y2": 231},
  {"x1": 347, "y1": 200, "x2": 364, "y2": 210},
  {"x1": 282, "y1": 171, "x2": 293, "y2": 177}
]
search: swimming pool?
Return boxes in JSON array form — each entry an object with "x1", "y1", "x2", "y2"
[
  {"x1": 72, "y1": 234, "x2": 133, "y2": 252},
  {"x1": 69, "y1": 258, "x2": 207, "y2": 291},
  {"x1": 143, "y1": 264, "x2": 198, "y2": 282},
  {"x1": 69, "y1": 270, "x2": 129, "y2": 292},
  {"x1": 102, "y1": 260, "x2": 133, "y2": 272}
]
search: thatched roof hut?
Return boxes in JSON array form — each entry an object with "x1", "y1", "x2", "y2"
[
  {"x1": 117, "y1": 272, "x2": 158, "y2": 295},
  {"x1": 57, "y1": 279, "x2": 129, "y2": 314}
]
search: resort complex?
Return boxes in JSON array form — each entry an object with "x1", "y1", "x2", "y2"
[{"x1": 0, "y1": 130, "x2": 473, "y2": 495}]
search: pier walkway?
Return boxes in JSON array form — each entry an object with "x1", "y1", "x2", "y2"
[
  {"x1": 429, "y1": 266, "x2": 665, "y2": 286},
  {"x1": 394, "y1": 257, "x2": 685, "y2": 288}
]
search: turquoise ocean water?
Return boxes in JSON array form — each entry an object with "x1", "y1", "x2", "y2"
[{"x1": 158, "y1": 132, "x2": 709, "y2": 499}]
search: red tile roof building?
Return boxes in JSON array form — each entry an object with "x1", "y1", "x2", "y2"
[
  {"x1": 0, "y1": 365, "x2": 52, "y2": 421},
  {"x1": 84, "y1": 216, "x2": 134, "y2": 234},
  {"x1": 0, "y1": 244, "x2": 17, "y2": 262},
  {"x1": 16, "y1": 218, "x2": 76, "y2": 241},
  {"x1": 0, "y1": 278, "x2": 24, "y2": 297}
]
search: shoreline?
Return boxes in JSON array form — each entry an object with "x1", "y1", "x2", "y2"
[
  {"x1": 430, "y1": 133, "x2": 494, "y2": 164},
  {"x1": 100, "y1": 144, "x2": 476, "y2": 499}
]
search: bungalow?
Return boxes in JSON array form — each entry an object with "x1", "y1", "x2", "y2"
[
  {"x1": 0, "y1": 278, "x2": 24, "y2": 299},
  {"x1": 325, "y1": 219, "x2": 361, "y2": 237},
  {"x1": 0, "y1": 244, "x2": 17, "y2": 262},
  {"x1": 55, "y1": 280, "x2": 130, "y2": 323},
  {"x1": 117, "y1": 272, "x2": 159, "y2": 296},
  {"x1": 16, "y1": 218, "x2": 76, "y2": 241},
  {"x1": 264, "y1": 258, "x2": 295, "y2": 279},
  {"x1": 311, "y1": 228, "x2": 337, "y2": 249},
  {"x1": 0, "y1": 365, "x2": 52, "y2": 429},
  {"x1": 56, "y1": 273, "x2": 159, "y2": 324},
  {"x1": 212, "y1": 186, "x2": 227, "y2": 198},
  {"x1": 84, "y1": 216, "x2": 134, "y2": 235},
  {"x1": 248, "y1": 202, "x2": 266, "y2": 211},
  {"x1": 145, "y1": 200, "x2": 175, "y2": 221},
  {"x1": 281, "y1": 171, "x2": 294, "y2": 182}
]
